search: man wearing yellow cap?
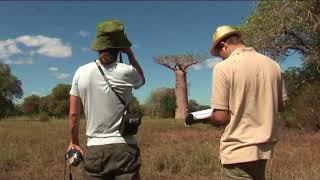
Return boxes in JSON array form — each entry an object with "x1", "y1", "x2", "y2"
[
  {"x1": 187, "y1": 26, "x2": 288, "y2": 179},
  {"x1": 68, "y1": 19, "x2": 145, "y2": 179}
]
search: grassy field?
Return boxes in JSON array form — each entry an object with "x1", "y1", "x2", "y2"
[{"x1": 0, "y1": 118, "x2": 319, "y2": 180}]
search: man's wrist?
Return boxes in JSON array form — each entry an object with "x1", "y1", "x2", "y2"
[{"x1": 70, "y1": 139, "x2": 79, "y2": 145}]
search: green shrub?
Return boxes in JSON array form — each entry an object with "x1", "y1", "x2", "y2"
[{"x1": 282, "y1": 81, "x2": 320, "y2": 131}]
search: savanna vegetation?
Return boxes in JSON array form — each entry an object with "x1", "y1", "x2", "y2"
[{"x1": 0, "y1": 119, "x2": 319, "y2": 180}]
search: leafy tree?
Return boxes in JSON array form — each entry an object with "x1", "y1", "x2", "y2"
[
  {"x1": 0, "y1": 64, "x2": 23, "y2": 118},
  {"x1": 6, "y1": 104, "x2": 23, "y2": 116},
  {"x1": 49, "y1": 84, "x2": 71, "y2": 117},
  {"x1": 240, "y1": 0, "x2": 320, "y2": 130},
  {"x1": 51, "y1": 99, "x2": 69, "y2": 117},
  {"x1": 144, "y1": 88, "x2": 176, "y2": 118},
  {"x1": 240, "y1": 0, "x2": 319, "y2": 60},
  {"x1": 159, "y1": 92, "x2": 176, "y2": 118},
  {"x1": 283, "y1": 66, "x2": 319, "y2": 96},
  {"x1": 37, "y1": 84, "x2": 71, "y2": 117},
  {"x1": 22, "y1": 95, "x2": 40, "y2": 116},
  {"x1": 281, "y1": 81, "x2": 320, "y2": 130},
  {"x1": 129, "y1": 96, "x2": 144, "y2": 117},
  {"x1": 154, "y1": 54, "x2": 201, "y2": 119},
  {"x1": 39, "y1": 95, "x2": 54, "y2": 116},
  {"x1": 240, "y1": 0, "x2": 320, "y2": 91},
  {"x1": 52, "y1": 84, "x2": 71, "y2": 100}
]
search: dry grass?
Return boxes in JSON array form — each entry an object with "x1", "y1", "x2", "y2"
[{"x1": 0, "y1": 118, "x2": 319, "y2": 180}]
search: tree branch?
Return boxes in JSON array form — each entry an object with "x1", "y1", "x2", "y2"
[
  {"x1": 283, "y1": 28, "x2": 312, "y2": 51},
  {"x1": 281, "y1": 45, "x2": 307, "y2": 55},
  {"x1": 183, "y1": 60, "x2": 199, "y2": 70},
  {"x1": 154, "y1": 56, "x2": 175, "y2": 70}
]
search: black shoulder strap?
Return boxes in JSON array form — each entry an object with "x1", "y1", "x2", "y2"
[{"x1": 94, "y1": 60, "x2": 127, "y2": 108}]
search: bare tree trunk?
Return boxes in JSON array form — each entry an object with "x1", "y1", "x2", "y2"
[
  {"x1": 175, "y1": 69, "x2": 188, "y2": 119},
  {"x1": 154, "y1": 54, "x2": 200, "y2": 119}
]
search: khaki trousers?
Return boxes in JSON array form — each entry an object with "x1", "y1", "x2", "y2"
[
  {"x1": 84, "y1": 143, "x2": 140, "y2": 180},
  {"x1": 222, "y1": 160, "x2": 267, "y2": 180}
]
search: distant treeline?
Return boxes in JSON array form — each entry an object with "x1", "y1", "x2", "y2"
[{"x1": 0, "y1": 77, "x2": 209, "y2": 120}]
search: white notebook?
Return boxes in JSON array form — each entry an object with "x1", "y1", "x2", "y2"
[{"x1": 190, "y1": 109, "x2": 213, "y2": 120}]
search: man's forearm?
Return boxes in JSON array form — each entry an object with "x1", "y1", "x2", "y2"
[
  {"x1": 126, "y1": 51, "x2": 145, "y2": 84},
  {"x1": 69, "y1": 114, "x2": 80, "y2": 144},
  {"x1": 186, "y1": 109, "x2": 228, "y2": 126}
]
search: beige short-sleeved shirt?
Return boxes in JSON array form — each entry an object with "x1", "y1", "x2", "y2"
[{"x1": 211, "y1": 47, "x2": 288, "y2": 164}]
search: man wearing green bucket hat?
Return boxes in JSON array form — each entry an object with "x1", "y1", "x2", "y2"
[
  {"x1": 186, "y1": 25, "x2": 288, "y2": 179},
  {"x1": 91, "y1": 20, "x2": 132, "y2": 51},
  {"x1": 68, "y1": 19, "x2": 145, "y2": 180}
]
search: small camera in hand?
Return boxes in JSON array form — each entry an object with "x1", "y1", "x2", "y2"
[{"x1": 66, "y1": 148, "x2": 83, "y2": 166}]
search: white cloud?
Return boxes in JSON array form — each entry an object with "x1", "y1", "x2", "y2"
[
  {"x1": 16, "y1": 35, "x2": 72, "y2": 58},
  {"x1": 0, "y1": 35, "x2": 72, "y2": 65},
  {"x1": 79, "y1": 30, "x2": 89, "y2": 38},
  {"x1": 56, "y1": 73, "x2": 70, "y2": 80},
  {"x1": 191, "y1": 57, "x2": 222, "y2": 71},
  {"x1": 192, "y1": 63, "x2": 203, "y2": 70},
  {"x1": 48, "y1": 66, "x2": 70, "y2": 80},
  {"x1": 48, "y1": 67, "x2": 59, "y2": 71},
  {"x1": 3, "y1": 59, "x2": 16, "y2": 64},
  {"x1": 0, "y1": 39, "x2": 22, "y2": 59},
  {"x1": 29, "y1": 50, "x2": 36, "y2": 56},
  {"x1": 31, "y1": 91, "x2": 43, "y2": 96},
  {"x1": 25, "y1": 59, "x2": 34, "y2": 64},
  {"x1": 37, "y1": 43, "x2": 71, "y2": 58},
  {"x1": 205, "y1": 57, "x2": 221, "y2": 68},
  {"x1": 2, "y1": 58, "x2": 33, "y2": 65},
  {"x1": 16, "y1": 35, "x2": 44, "y2": 47}
]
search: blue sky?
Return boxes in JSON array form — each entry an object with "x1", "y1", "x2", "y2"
[{"x1": 0, "y1": 1, "x2": 301, "y2": 105}]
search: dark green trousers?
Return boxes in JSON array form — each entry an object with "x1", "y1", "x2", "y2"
[
  {"x1": 223, "y1": 160, "x2": 267, "y2": 180},
  {"x1": 84, "y1": 143, "x2": 140, "y2": 180}
]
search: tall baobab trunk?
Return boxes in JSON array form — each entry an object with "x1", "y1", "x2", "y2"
[
  {"x1": 175, "y1": 68, "x2": 188, "y2": 119},
  {"x1": 154, "y1": 54, "x2": 200, "y2": 120}
]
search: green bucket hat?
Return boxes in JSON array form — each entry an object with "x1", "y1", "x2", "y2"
[{"x1": 91, "y1": 19, "x2": 132, "y2": 51}]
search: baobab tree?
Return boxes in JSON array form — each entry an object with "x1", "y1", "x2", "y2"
[{"x1": 154, "y1": 54, "x2": 200, "y2": 119}]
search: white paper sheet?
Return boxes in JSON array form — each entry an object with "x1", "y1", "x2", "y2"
[{"x1": 190, "y1": 108, "x2": 213, "y2": 120}]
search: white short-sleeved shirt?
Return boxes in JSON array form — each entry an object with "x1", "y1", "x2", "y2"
[{"x1": 70, "y1": 60, "x2": 144, "y2": 146}]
